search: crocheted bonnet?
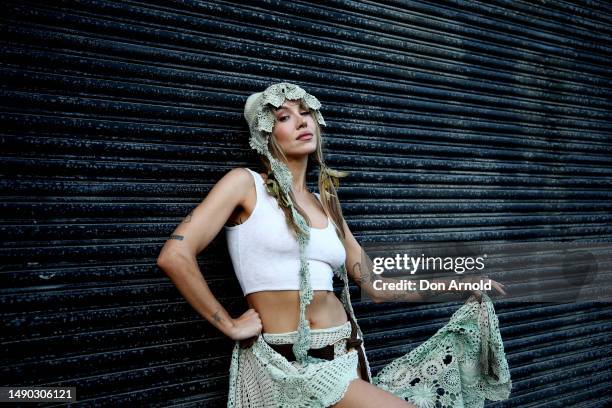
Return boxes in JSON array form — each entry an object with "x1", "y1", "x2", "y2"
[{"x1": 243, "y1": 82, "x2": 343, "y2": 364}]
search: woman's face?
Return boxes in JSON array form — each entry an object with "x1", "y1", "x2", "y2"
[{"x1": 271, "y1": 100, "x2": 317, "y2": 159}]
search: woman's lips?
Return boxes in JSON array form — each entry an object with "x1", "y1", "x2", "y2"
[{"x1": 297, "y1": 133, "x2": 313, "y2": 141}]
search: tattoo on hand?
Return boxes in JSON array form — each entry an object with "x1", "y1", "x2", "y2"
[{"x1": 168, "y1": 234, "x2": 184, "y2": 241}]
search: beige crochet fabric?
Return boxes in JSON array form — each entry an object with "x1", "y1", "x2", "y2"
[{"x1": 227, "y1": 293, "x2": 512, "y2": 408}]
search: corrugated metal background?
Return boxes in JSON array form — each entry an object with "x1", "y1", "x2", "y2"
[{"x1": 1, "y1": 0, "x2": 611, "y2": 406}]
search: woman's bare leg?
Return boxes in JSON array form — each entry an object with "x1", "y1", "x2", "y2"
[{"x1": 331, "y1": 378, "x2": 416, "y2": 408}]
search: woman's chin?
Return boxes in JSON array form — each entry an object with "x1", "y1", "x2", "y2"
[{"x1": 286, "y1": 146, "x2": 317, "y2": 158}]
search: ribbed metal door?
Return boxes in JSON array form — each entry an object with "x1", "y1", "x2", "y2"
[{"x1": 1, "y1": 1, "x2": 610, "y2": 406}]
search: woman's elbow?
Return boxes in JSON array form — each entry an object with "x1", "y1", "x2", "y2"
[
  {"x1": 157, "y1": 250, "x2": 191, "y2": 275},
  {"x1": 371, "y1": 292, "x2": 385, "y2": 304},
  {"x1": 156, "y1": 254, "x2": 176, "y2": 275},
  {"x1": 156, "y1": 254, "x2": 171, "y2": 270}
]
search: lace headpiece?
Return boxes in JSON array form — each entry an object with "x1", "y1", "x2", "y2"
[{"x1": 244, "y1": 83, "x2": 326, "y2": 197}]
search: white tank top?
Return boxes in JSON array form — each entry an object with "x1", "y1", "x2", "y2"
[{"x1": 224, "y1": 168, "x2": 346, "y2": 296}]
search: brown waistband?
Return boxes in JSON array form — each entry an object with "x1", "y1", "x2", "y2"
[
  {"x1": 239, "y1": 316, "x2": 370, "y2": 383},
  {"x1": 266, "y1": 318, "x2": 364, "y2": 363},
  {"x1": 268, "y1": 342, "x2": 336, "y2": 361}
]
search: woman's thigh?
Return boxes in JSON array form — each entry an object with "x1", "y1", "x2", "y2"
[{"x1": 331, "y1": 378, "x2": 416, "y2": 408}]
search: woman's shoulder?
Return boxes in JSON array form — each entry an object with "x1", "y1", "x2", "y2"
[
  {"x1": 218, "y1": 167, "x2": 268, "y2": 188},
  {"x1": 215, "y1": 167, "x2": 254, "y2": 191}
]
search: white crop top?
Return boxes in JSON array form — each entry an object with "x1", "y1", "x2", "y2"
[{"x1": 223, "y1": 168, "x2": 347, "y2": 296}]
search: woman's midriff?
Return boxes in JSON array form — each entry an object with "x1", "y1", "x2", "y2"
[{"x1": 246, "y1": 289, "x2": 349, "y2": 334}]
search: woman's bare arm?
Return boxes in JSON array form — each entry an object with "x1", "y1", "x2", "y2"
[
  {"x1": 157, "y1": 168, "x2": 262, "y2": 340},
  {"x1": 340, "y1": 218, "x2": 427, "y2": 303},
  {"x1": 341, "y1": 219, "x2": 506, "y2": 302}
]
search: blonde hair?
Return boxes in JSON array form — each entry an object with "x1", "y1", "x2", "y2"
[{"x1": 258, "y1": 110, "x2": 348, "y2": 242}]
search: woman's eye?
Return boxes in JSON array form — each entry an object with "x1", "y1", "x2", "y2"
[{"x1": 277, "y1": 112, "x2": 309, "y2": 121}]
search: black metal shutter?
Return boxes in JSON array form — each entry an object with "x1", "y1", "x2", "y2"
[{"x1": 1, "y1": 1, "x2": 610, "y2": 406}]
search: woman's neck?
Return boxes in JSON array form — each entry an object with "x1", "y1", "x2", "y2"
[{"x1": 284, "y1": 157, "x2": 309, "y2": 194}]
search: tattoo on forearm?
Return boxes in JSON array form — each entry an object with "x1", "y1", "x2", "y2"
[
  {"x1": 182, "y1": 211, "x2": 193, "y2": 223},
  {"x1": 212, "y1": 311, "x2": 224, "y2": 325},
  {"x1": 168, "y1": 234, "x2": 184, "y2": 241},
  {"x1": 368, "y1": 267, "x2": 377, "y2": 283},
  {"x1": 363, "y1": 252, "x2": 377, "y2": 283},
  {"x1": 211, "y1": 310, "x2": 236, "y2": 331}
]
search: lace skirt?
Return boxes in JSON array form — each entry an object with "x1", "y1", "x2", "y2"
[
  {"x1": 227, "y1": 294, "x2": 512, "y2": 408},
  {"x1": 227, "y1": 320, "x2": 365, "y2": 407}
]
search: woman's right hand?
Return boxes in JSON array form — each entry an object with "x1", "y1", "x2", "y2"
[{"x1": 228, "y1": 308, "x2": 263, "y2": 342}]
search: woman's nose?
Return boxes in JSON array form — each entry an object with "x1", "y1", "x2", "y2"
[{"x1": 297, "y1": 116, "x2": 307, "y2": 128}]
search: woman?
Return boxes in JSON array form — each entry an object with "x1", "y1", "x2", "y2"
[{"x1": 157, "y1": 83, "x2": 512, "y2": 408}]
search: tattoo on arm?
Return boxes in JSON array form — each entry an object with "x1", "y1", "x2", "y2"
[
  {"x1": 212, "y1": 310, "x2": 236, "y2": 327},
  {"x1": 211, "y1": 311, "x2": 224, "y2": 325},
  {"x1": 352, "y1": 261, "x2": 363, "y2": 284},
  {"x1": 182, "y1": 211, "x2": 193, "y2": 223},
  {"x1": 168, "y1": 234, "x2": 184, "y2": 241},
  {"x1": 355, "y1": 261, "x2": 376, "y2": 285},
  {"x1": 357, "y1": 249, "x2": 440, "y2": 303},
  {"x1": 351, "y1": 255, "x2": 379, "y2": 303}
]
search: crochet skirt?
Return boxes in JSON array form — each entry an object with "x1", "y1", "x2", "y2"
[{"x1": 227, "y1": 294, "x2": 512, "y2": 408}]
